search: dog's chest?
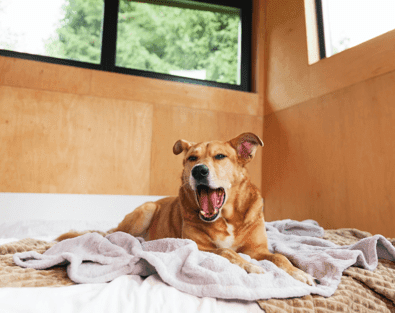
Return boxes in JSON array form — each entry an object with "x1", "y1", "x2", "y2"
[{"x1": 213, "y1": 222, "x2": 236, "y2": 249}]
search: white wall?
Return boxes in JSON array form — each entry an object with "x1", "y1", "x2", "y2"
[{"x1": 0, "y1": 193, "x2": 165, "y2": 222}]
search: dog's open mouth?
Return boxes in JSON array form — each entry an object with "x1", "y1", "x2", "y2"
[{"x1": 196, "y1": 186, "x2": 225, "y2": 222}]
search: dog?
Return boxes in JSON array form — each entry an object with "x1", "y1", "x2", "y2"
[{"x1": 57, "y1": 132, "x2": 316, "y2": 285}]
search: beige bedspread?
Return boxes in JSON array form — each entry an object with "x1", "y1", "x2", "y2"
[
  {"x1": 258, "y1": 229, "x2": 395, "y2": 312},
  {"x1": 1, "y1": 229, "x2": 395, "y2": 312},
  {"x1": 0, "y1": 239, "x2": 72, "y2": 287}
]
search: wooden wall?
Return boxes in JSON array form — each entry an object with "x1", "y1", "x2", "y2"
[
  {"x1": 0, "y1": 0, "x2": 271, "y2": 199},
  {"x1": 263, "y1": 0, "x2": 395, "y2": 237},
  {"x1": 3, "y1": 0, "x2": 393, "y2": 238},
  {"x1": 0, "y1": 52, "x2": 264, "y2": 196}
]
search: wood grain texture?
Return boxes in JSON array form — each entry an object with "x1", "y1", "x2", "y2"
[
  {"x1": 0, "y1": 55, "x2": 261, "y2": 117},
  {"x1": 90, "y1": 70, "x2": 260, "y2": 116},
  {"x1": 262, "y1": 70, "x2": 395, "y2": 237},
  {"x1": 265, "y1": 0, "x2": 311, "y2": 114},
  {"x1": 265, "y1": 0, "x2": 395, "y2": 115},
  {"x1": 149, "y1": 104, "x2": 263, "y2": 196},
  {"x1": 251, "y1": 0, "x2": 266, "y2": 116},
  {"x1": 0, "y1": 86, "x2": 153, "y2": 194},
  {"x1": 0, "y1": 1, "x2": 265, "y2": 197},
  {"x1": 0, "y1": 57, "x2": 92, "y2": 95}
]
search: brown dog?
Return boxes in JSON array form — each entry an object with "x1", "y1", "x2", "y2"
[{"x1": 58, "y1": 132, "x2": 315, "y2": 285}]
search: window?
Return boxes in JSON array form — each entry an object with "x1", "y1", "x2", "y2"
[
  {"x1": 0, "y1": 0, "x2": 104, "y2": 63},
  {"x1": 0, "y1": 0, "x2": 251, "y2": 91},
  {"x1": 315, "y1": 0, "x2": 395, "y2": 58}
]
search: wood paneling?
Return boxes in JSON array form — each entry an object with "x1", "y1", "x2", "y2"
[
  {"x1": 90, "y1": 70, "x2": 260, "y2": 116},
  {"x1": 0, "y1": 0, "x2": 265, "y2": 198},
  {"x1": 263, "y1": 0, "x2": 395, "y2": 238},
  {"x1": 265, "y1": 0, "x2": 311, "y2": 113},
  {"x1": 251, "y1": 0, "x2": 267, "y2": 116},
  {"x1": 0, "y1": 57, "x2": 92, "y2": 95},
  {"x1": 0, "y1": 45, "x2": 264, "y2": 196},
  {"x1": 0, "y1": 86, "x2": 153, "y2": 194},
  {"x1": 265, "y1": 0, "x2": 395, "y2": 115},
  {"x1": 0, "y1": 55, "x2": 261, "y2": 117},
  {"x1": 309, "y1": 30, "x2": 395, "y2": 101},
  {"x1": 150, "y1": 104, "x2": 263, "y2": 195},
  {"x1": 262, "y1": 71, "x2": 395, "y2": 237}
]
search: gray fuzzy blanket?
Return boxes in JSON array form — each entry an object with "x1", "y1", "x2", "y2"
[{"x1": 13, "y1": 220, "x2": 395, "y2": 301}]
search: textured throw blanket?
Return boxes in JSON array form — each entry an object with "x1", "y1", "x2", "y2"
[{"x1": 13, "y1": 220, "x2": 395, "y2": 301}]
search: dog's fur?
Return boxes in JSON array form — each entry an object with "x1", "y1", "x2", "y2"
[{"x1": 57, "y1": 132, "x2": 315, "y2": 285}]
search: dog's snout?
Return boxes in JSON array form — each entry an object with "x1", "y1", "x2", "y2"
[{"x1": 192, "y1": 164, "x2": 209, "y2": 180}]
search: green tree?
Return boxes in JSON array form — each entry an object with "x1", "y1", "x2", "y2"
[
  {"x1": 46, "y1": 0, "x2": 103, "y2": 63},
  {"x1": 47, "y1": 0, "x2": 240, "y2": 84},
  {"x1": 116, "y1": 1, "x2": 173, "y2": 72}
]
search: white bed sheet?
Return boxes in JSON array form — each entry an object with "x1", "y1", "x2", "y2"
[
  {"x1": 0, "y1": 219, "x2": 263, "y2": 313},
  {"x1": 0, "y1": 275, "x2": 262, "y2": 313},
  {"x1": 0, "y1": 219, "x2": 118, "y2": 241}
]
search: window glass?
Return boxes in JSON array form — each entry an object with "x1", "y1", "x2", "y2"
[
  {"x1": 0, "y1": 0, "x2": 248, "y2": 90},
  {"x1": 322, "y1": 0, "x2": 395, "y2": 57},
  {"x1": 0, "y1": 0, "x2": 104, "y2": 63},
  {"x1": 116, "y1": 0, "x2": 242, "y2": 85}
]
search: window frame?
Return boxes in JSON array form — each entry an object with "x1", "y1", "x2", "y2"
[
  {"x1": 0, "y1": 0, "x2": 252, "y2": 91},
  {"x1": 314, "y1": 0, "x2": 326, "y2": 59}
]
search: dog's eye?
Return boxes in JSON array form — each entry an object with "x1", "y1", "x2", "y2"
[
  {"x1": 215, "y1": 154, "x2": 226, "y2": 160},
  {"x1": 187, "y1": 156, "x2": 197, "y2": 162}
]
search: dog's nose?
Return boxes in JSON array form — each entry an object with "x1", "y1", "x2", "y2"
[{"x1": 192, "y1": 164, "x2": 209, "y2": 180}]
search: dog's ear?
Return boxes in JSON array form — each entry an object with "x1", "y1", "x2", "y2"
[
  {"x1": 229, "y1": 133, "x2": 263, "y2": 165},
  {"x1": 173, "y1": 139, "x2": 195, "y2": 155}
]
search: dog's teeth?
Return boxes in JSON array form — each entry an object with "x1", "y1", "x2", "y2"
[{"x1": 200, "y1": 210, "x2": 206, "y2": 216}]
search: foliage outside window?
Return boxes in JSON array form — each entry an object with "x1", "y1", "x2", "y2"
[{"x1": 0, "y1": 0, "x2": 250, "y2": 90}]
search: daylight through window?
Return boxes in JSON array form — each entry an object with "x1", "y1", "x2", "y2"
[
  {"x1": 318, "y1": 0, "x2": 395, "y2": 58},
  {"x1": 0, "y1": 0, "x2": 104, "y2": 63},
  {"x1": 116, "y1": 1, "x2": 241, "y2": 85},
  {"x1": 0, "y1": 0, "x2": 250, "y2": 90}
]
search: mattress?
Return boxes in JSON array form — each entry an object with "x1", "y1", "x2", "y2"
[
  {"x1": 1, "y1": 193, "x2": 395, "y2": 313},
  {"x1": 1, "y1": 221, "x2": 395, "y2": 313},
  {"x1": 0, "y1": 219, "x2": 262, "y2": 313}
]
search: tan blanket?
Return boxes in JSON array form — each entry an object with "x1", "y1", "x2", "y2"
[
  {"x1": 258, "y1": 229, "x2": 395, "y2": 312},
  {"x1": 0, "y1": 239, "x2": 73, "y2": 287},
  {"x1": 1, "y1": 229, "x2": 395, "y2": 312}
]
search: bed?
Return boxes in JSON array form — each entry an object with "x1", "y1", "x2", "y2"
[{"x1": 1, "y1": 193, "x2": 395, "y2": 313}]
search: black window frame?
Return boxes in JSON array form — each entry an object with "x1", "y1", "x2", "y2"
[
  {"x1": 314, "y1": 0, "x2": 326, "y2": 59},
  {"x1": 0, "y1": 0, "x2": 252, "y2": 92}
]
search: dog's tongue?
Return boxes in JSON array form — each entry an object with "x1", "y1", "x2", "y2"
[{"x1": 199, "y1": 187, "x2": 221, "y2": 215}]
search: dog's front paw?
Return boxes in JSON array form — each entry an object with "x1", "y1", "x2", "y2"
[
  {"x1": 291, "y1": 268, "x2": 317, "y2": 286},
  {"x1": 242, "y1": 262, "x2": 265, "y2": 274}
]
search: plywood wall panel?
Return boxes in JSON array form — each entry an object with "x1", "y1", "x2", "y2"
[
  {"x1": 265, "y1": 0, "x2": 395, "y2": 115},
  {"x1": 251, "y1": 0, "x2": 266, "y2": 116},
  {"x1": 0, "y1": 0, "x2": 266, "y2": 197},
  {"x1": 262, "y1": 71, "x2": 395, "y2": 237},
  {"x1": 0, "y1": 55, "x2": 261, "y2": 117},
  {"x1": 149, "y1": 104, "x2": 263, "y2": 196},
  {"x1": 90, "y1": 70, "x2": 260, "y2": 116},
  {"x1": 0, "y1": 86, "x2": 153, "y2": 195},
  {"x1": 265, "y1": 0, "x2": 311, "y2": 114},
  {"x1": 309, "y1": 30, "x2": 395, "y2": 102},
  {"x1": 0, "y1": 57, "x2": 92, "y2": 95},
  {"x1": 340, "y1": 73, "x2": 395, "y2": 236}
]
